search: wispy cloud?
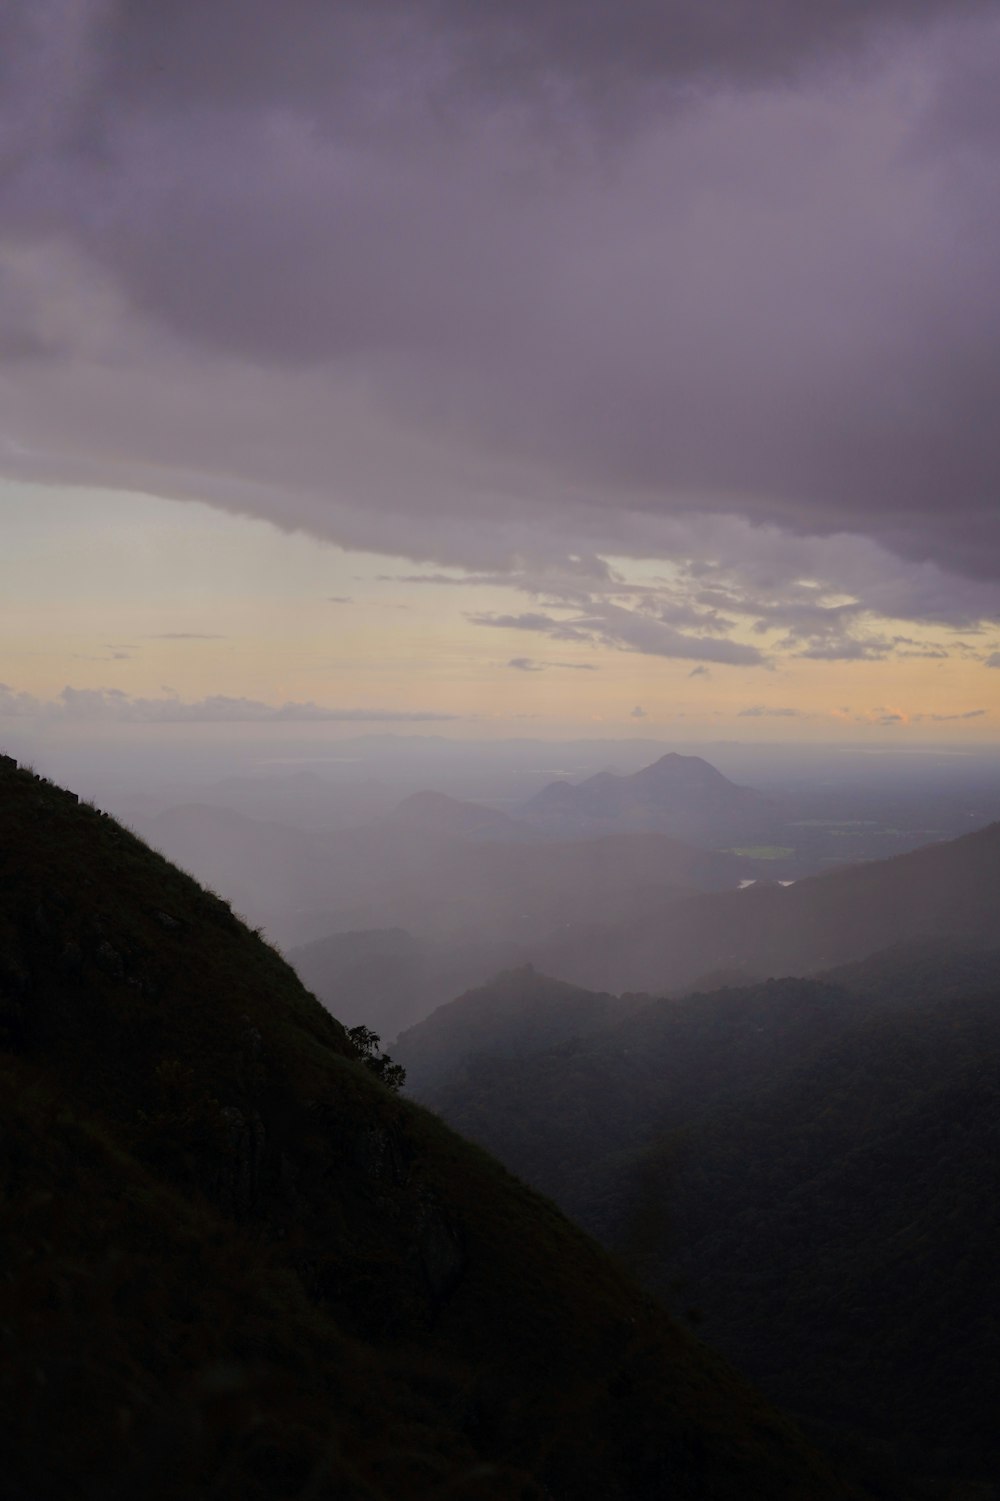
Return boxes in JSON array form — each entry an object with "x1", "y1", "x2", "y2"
[
  {"x1": 795, "y1": 637, "x2": 891, "y2": 662},
  {"x1": 914, "y1": 709, "x2": 987, "y2": 722},
  {"x1": 738, "y1": 705, "x2": 804, "y2": 718},
  {"x1": 0, "y1": 685, "x2": 459, "y2": 724},
  {"x1": 471, "y1": 611, "x2": 592, "y2": 643},
  {"x1": 471, "y1": 602, "x2": 766, "y2": 666},
  {"x1": 848, "y1": 705, "x2": 933, "y2": 726},
  {"x1": 507, "y1": 656, "x2": 596, "y2": 672}
]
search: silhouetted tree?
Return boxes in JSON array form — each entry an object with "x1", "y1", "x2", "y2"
[{"x1": 347, "y1": 1025, "x2": 406, "y2": 1092}]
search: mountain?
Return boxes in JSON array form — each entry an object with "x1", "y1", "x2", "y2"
[
  {"x1": 381, "y1": 789, "x2": 538, "y2": 841},
  {"x1": 521, "y1": 752, "x2": 775, "y2": 843},
  {"x1": 283, "y1": 830, "x2": 746, "y2": 1036},
  {"x1": 394, "y1": 966, "x2": 652, "y2": 1094},
  {"x1": 287, "y1": 925, "x2": 518, "y2": 1041},
  {"x1": 286, "y1": 925, "x2": 430, "y2": 1035},
  {"x1": 0, "y1": 756, "x2": 853, "y2": 1501},
  {"x1": 404, "y1": 949, "x2": 1000, "y2": 1490},
  {"x1": 536, "y1": 820, "x2": 1000, "y2": 994}
]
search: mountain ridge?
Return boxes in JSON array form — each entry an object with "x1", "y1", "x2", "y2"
[
  {"x1": 521, "y1": 752, "x2": 775, "y2": 842},
  {"x1": 535, "y1": 818, "x2": 1000, "y2": 993}
]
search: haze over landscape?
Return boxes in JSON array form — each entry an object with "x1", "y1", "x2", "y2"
[{"x1": 3, "y1": 2, "x2": 1000, "y2": 1498}]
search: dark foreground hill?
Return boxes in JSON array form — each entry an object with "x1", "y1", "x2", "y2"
[
  {"x1": 0, "y1": 759, "x2": 851, "y2": 1501},
  {"x1": 406, "y1": 950, "x2": 1000, "y2": 1491}
]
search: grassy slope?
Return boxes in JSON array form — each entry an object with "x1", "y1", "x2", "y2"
[{"x1": 0, "y1": 761, "x2": 852, "y2": 1501}]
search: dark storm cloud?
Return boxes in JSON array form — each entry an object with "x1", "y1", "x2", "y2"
[
  {"x1": 78, "y1": 1, "x2": 996, "y2": 121},
  {"x1": 3, "y1": 0, "x2": 1000, "y2": 629}
]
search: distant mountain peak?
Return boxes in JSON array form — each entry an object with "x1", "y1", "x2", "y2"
[
  {"x1": 522, "y1": 751, "x2": 772, "y2": 843},
  {"x1": 632, "y1": 752, "x2": 731, "y2": 782},
  {"x1": 383, "y1": 789, "x2": 533, "y2": 841}
]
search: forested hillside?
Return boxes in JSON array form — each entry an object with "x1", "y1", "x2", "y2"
[{"x1": 404, "y1": 948, "x2": 1000, "y2": 1491}]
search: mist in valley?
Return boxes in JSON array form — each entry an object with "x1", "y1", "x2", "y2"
[{"x1": 12, "y1": 723, "x2": 1000, "y2": 1038}]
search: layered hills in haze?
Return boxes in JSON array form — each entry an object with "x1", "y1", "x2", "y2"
[
  {"x1": 0, "y1": 758, "x2": 853, "y2": 1500},
  {"x1": 381, "y1": 789, "x2": 538, "y2": 842},
  {"x1": 137, "y1": 755, "x2": 1000, "y2": 1036},
  {"x1": 534, "y1": 819, "x2": 1000, "y2": 994},
  {"x1": 137, "y1": 755, "x2": 754, "y2": 951},
  {"x1": 138, "y1": 777, "x2": 750, "y2": 1036}
]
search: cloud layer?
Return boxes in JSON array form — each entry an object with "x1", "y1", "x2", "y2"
[
  {"x1": 3, "y1": 0, "x2": 1000, "y2": 657},
  {"x1": 0, "y1": 685, "x2": 459, "y2": 724}
]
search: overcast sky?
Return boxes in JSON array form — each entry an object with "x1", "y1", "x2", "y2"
[{"x1": 2, "y1": 0, "x2": 999, "y2": 744}]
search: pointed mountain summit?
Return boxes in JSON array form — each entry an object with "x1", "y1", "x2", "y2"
[{"x1": 522, "y1": 752, "x2": 774, "y2": 843}]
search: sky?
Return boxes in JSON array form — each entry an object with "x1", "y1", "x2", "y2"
[{"x1": 2, "y1": 0, "x2": 1000, "y2": 748}]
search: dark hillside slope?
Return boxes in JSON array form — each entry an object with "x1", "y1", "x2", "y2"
[
  {"x1": 0, "y1": 760, "x2": 851, "y2": 1501},
  {"x1": 538, "y1": 820, "x2": 1000, "y2": 993}
]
